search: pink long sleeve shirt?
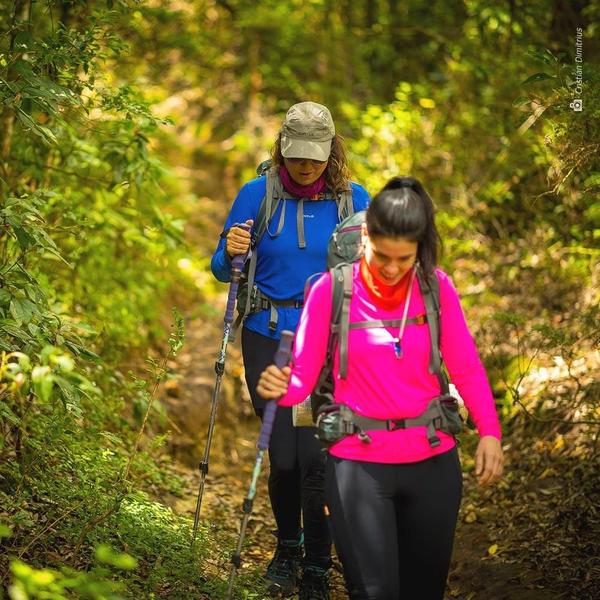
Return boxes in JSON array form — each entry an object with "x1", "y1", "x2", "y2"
[{"x1": 279, "y1": 262, "x2": 502, "y2": 464}]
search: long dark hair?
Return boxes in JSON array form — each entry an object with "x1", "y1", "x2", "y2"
[
  {"x1": 366, "y1": 176, "x2": 441, "y2": 276},
  {"x1": 271, "y1": 133, "x2": 352, "y2": 194}
]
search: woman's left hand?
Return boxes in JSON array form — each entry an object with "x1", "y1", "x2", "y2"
[{"x1": 474, "y1": 436, "x2": 504, "y2": 486}]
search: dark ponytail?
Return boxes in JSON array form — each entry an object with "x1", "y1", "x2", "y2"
[{"x1": 366, "y1": 176, "x2": 440, "y2": 276}]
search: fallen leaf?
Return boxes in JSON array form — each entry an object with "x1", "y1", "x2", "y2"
[{"x1": 465, "y1": 511, "x2": 477, "y2": 524}]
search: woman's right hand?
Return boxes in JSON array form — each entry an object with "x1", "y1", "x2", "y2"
[
  {"x1": 226, "y1": 219, "x2": 253, "y2": 258},
  {"x1": 475, "y1": 435, "x2": 504, "y2": 486},
  {"x1": 256, "y1": 364, "x2": 291, "y2": 400}
]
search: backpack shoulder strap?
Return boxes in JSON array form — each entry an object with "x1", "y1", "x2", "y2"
[
  {"x1": 336, "y1": 188, "x2": 354, "y2": 222},
  {"x1": 314, "y1": 264, "x2": 348, "y2": 387},
  {"x1": 332, "y1": 262, "x2": 353, "y2": 379},
  {"x1": 417, "y1": 268, "x2": 449, "y2": 395},
  {"x1": 254, "y1": 168, "x2": 285, "y2": 245}
]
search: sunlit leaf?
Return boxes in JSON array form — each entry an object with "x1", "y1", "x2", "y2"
[{"x1": 95, "y1": 544, "x2": 138, "y2": 570}]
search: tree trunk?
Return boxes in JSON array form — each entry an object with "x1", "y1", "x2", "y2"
[{"x1": 549, "y1": 0, "x2": 589, "y2": 52}]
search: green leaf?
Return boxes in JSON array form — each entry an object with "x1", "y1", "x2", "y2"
[
  {"x1": 36, "y1": 124, "x2": 58, "y2": 145},
  {"x1": 526, "y1": 48, "x2": 559, "y2": 66},
  {"x1": 32, "y1": 365, "x2": 54, "y2": 401},
  {"x1": 9, "y1": 298, "x2": 36, "y2": 325},
  {"x1": 512, "y1": 96, "x2": 530, "y2": 107},
  {"x1": 583, "y1": 173, "x2": 600, "y2": 189},
  {"x1": 54, "y1": 376, "x2": 79, "y2": 411},
  {"x1": 12, "y1": 226, "x2": 34, "y2": 251},
  {"x1": 64, "y1": 340, "x2": 102, "y2": 362},
  {"x1": 0, "y1": 523, "x2": 12, "y2": 538},
  {"x1": 54, "y1": 355, "x2": 75, "y2": 373},
  {"x1": 0, "y1": 319, "x2": 32, "y2": 342},
  {"x1": 0, "y1": 403, "x2": 20, "y2": 425},
  {"x1": 0, "y1": 289, "x2": 12, "y2": 305},
  {"x1": 521, "y1": 72, "x2": 555, "y2": 85},
  {"x1": 13, "y1": 32, "x2": 34, "y2": 51},
  {"x1": 15, "y1": 110, "x2": 58, "y2": 146},
  {"x1": 95, "y1": 544, "x2": 138, "y2": 570}
]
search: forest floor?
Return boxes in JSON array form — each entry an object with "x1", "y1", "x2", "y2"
[{"x1": 154, "y1": 290, "x2": 571, "y2": 600}]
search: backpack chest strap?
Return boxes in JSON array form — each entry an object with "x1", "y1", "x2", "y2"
[
  {"x1": 345, "y1": 315, "x2": 428, "y2": 330},
  {"x1": 262, "y1": 170, "x2": 354, "y2": 250}
]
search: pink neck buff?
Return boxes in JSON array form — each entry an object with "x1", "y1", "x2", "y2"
[{"x1": 279, "y1": 165, "x2": 327, "y2": 199}]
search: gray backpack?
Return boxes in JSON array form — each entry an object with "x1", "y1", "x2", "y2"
[
  {"x1": 308, "y1": 211, "x2": 462, "y2": 446},
  {"x1": 230, "y1": 161, "x2": 354, "y2": 336}
]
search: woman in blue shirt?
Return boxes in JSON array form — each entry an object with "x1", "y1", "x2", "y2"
[{"x1": 211, "y1": 102, "x2": 368, "y2": 600}]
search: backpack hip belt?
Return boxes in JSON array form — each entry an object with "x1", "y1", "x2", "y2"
[
  {"x1": 239, "y1": 283, "x2": 304, "y2": 332},
  {"x1": 316, "y1": 394, "x2": 462, "y2": 448}
]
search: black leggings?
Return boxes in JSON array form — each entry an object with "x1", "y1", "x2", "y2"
[
  {"x1": 242, "y1": 327, "x2": 331, "y2": 568},
  {"x1": 325, "y1": 449, "x2": 463, "y2": 600}
]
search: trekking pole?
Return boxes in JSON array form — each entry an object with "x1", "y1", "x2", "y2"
[
  {"x1": 191, "y1": 225, "x2": 250, "y2": 546},
  {"x1": 226, "y1": 330, "x2": 294, "y2": 599}
]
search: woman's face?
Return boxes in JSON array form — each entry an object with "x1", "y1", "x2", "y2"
[
  {"x1": 283, "y1": 157, "x2": 328, "y2": 186},
  {"x1": 364, "y1": 232, "x2": 418, "y2": 285}
]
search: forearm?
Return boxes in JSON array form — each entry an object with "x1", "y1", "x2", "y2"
[
  {"x1": 439, "y1": 273, "x2": 502, "y2": 439},
  {"x1": 210, "y1": 240, "x2": 232, "y2": 282}
]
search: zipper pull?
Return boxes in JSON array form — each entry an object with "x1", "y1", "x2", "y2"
[{"x1": 393, "y1": 338, "x2": 402, "y2": 358}]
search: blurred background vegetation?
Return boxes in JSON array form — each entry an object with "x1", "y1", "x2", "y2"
[{"x1": 0, "y1": 0, "x2": 598, "y2": 598}]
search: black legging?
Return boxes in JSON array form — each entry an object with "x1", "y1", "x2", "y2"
[
  {"x1": 242, "y1": 327, "x2": 331, "y2": 569},
  {"x1": 325, "y1": 449, "x2": 463, "y2": 600}
]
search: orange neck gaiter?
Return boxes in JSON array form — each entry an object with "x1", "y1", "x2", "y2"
[{"x1": 359, "y1": 257, "x2": 413, "y2": 310}]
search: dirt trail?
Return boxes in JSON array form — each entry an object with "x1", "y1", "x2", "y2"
[{"x1": 160, "y1": 292, "x2": 554, "y2": 600}]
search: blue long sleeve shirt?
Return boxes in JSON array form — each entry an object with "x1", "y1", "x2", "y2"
[{"x1": 211, "y1": 175, "x2": 369, "y2": 339}]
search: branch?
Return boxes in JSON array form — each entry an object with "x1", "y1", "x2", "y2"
[
  {"x1": 120, "y1": 355, "x2": 170, "y2": 483},
  {"x1": 17, "y1": 159, "x2": 114, "y2": 186},
  {"x1": 214, "y1": 0, "x2": 236, "y2": 16},
  {"x1": 18, "y1": 502, "x2": 82, "y2": 558},
  {"x1": 511, "y1": 393, "x2": 600, "y2": 427}
]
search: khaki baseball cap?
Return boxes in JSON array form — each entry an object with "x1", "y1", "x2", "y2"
[{"x1": 280, "y1": 101, "x2": 335, "y2": 161}]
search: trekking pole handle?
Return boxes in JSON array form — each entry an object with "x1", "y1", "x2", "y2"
[
  {"x1": 224, "y1": 222, "x2": 251, "y2": 324},
  {"x1": 257, "y1": 330, "x2": 294, "y2": 450},
  {"x1": 225, "y1": 254, "x2": 246, "y2": 324}
]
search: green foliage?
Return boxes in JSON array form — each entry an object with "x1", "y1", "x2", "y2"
[
  {"x1": 0, "y1": 2, "x2": 210, "y2": 598},
  {"x1": 8, "y1": 559, "x2": 125, "y2": 600},
  {"x1": 1, "y1": 0, "x2": 599, "y2": 597}
]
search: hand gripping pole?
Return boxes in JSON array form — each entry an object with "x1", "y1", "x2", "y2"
[
  {"x1": 191, "y1": 224, "x2": 251, "y2": 546},
  {"x1": 226, "y1": 330, "x2": 294, "y2": 599}
]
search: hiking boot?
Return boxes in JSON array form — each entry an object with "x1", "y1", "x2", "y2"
[
  {"x1": 265, "y1": 538, "x2": 303, "y2": 596},
  {"x1": 299, "y1": 566, "x2": 330, "y2": 600}
]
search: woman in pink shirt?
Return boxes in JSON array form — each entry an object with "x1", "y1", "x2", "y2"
[{"x1": 257, "y1": 176, "x2": 504, "y2": 600}]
